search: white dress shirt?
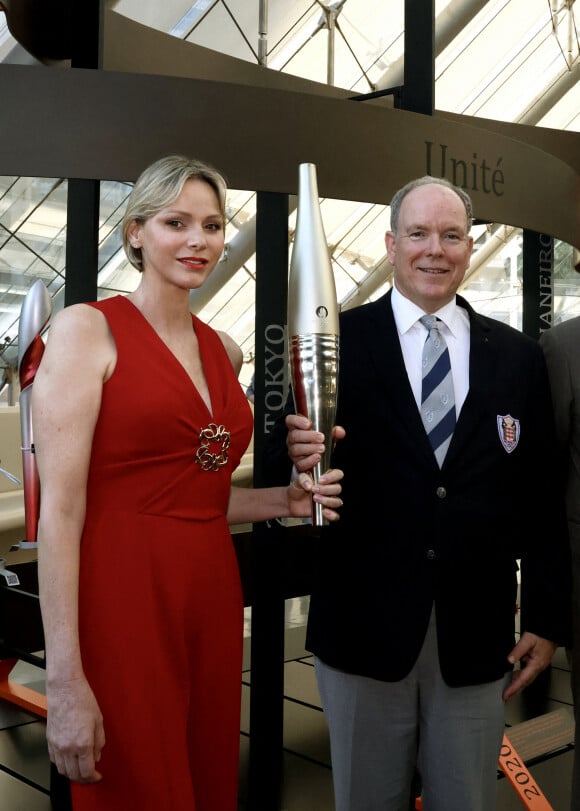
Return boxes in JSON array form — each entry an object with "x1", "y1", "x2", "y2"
[{"x1": 390, "y1": 284, "x2": 470, "y2": 417}]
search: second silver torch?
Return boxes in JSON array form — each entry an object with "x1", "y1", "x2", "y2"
[{"x1": 288, "y1": 162, "x2": 339, "y2": 527}]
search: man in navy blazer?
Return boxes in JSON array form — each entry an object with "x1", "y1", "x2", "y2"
[{"x1": 283, "y1": 177, "x2": 571, "y2": 811}]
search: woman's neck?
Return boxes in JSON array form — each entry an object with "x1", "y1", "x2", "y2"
[{"x1": 127, "y1": 278, "x2": 192, "y2": 332}]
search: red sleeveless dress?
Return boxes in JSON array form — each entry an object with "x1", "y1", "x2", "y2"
[{"x1": 71, "y1": 296, "x2": 253, "y2": 811}]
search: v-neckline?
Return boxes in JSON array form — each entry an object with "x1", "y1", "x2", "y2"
[{"x1": 119, "y1": 295, "x2": 214, "y2": 419}]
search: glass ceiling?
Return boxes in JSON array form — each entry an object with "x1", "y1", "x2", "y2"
[{"x1": 0, "y1": 0, "x2": 579, "y2": 401}]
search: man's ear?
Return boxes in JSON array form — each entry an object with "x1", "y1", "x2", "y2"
[{"x1": 385, "y1": 231, "x2": 396, "y2": 264}]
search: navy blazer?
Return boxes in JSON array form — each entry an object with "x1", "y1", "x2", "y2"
[{"x1": 302, "y1": 290, "x2": 571, "y2": 687}]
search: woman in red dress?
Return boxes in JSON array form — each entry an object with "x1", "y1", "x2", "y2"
[{"x1": 33, "y1": 155, "x2": 343, "y2": 811}]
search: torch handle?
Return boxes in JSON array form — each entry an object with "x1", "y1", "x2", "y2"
[{"x1": 290, "y1": 333, "x2": 339, "y2": 527}]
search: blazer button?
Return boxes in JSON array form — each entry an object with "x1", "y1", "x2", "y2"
[
  {"x1": 436, "y1": 486, "x2": 447, "y2": 499},
  {"x1": 426, "y1": 549, "x2": 436, "y2": 560}
]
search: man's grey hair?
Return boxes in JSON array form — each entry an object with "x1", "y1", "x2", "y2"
[{"x1": 389, "y1": 176, "x2": 473, "y2": 235}]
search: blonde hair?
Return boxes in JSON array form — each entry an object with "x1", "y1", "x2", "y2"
[{"x1": 122, "y1": 155, "x2": 227, "y2": 271}]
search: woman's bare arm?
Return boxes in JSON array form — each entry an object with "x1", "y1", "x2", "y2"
[{"x1": 34, "y1": 304, "x2": 115, "y2": 783}]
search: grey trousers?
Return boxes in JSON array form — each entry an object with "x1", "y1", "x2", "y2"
[{"x1": 315, "y1": 610, "x2": 510, "y2": 811}]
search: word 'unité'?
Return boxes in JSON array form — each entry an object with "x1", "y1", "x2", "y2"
[{"x1": 425, "y1": 142, "x2": 505, "y2": 196}]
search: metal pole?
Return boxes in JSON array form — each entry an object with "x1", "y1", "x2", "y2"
[
  {"x1": 402, "y1": 0, "x2": 435, "y2": 114},
  {"x1": 327, "y1": 8, "x2": 336, "y2": 86},
  {"x1": 258, "y1": 0, "x2": 268, "y2": 66},
  {"x1": 247, "y1": 191, "x2": 289, "y2": 810},
  {"x1": 64, "y1": 0, "x2": 104, "y2": 308},
  {"x1": 522, "y1": 230, "x2": 554, "y2": 339}
]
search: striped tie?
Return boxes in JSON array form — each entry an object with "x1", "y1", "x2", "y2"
[{"x1": 420, "y1": 315, "x2": 456, "y2": 467}]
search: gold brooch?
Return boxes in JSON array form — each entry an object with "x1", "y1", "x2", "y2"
[{"x1": 195, "y1": 423, "x2": 231, "y2": 471}]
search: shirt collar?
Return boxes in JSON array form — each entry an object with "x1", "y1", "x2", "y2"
[{"x1": 391, "y1": 283, "x2": 460, "y2": 337}]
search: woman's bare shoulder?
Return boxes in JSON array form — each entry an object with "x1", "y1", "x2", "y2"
[
  {"x1": 48, "y1": 302, "x2": 103, "y2": 331},
  {"x1": 43, "y1": 303, "x2": 116, "y2": 377}
]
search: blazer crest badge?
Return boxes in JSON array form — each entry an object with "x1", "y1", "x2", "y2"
[{"x1": 497, "y1": 414, "x2": 520, "y2": 453}]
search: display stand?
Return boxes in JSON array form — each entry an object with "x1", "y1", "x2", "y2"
[
  {"x1": 0, "y1": 657, "x2": 46, "y2": 717},
  {"x1": 0, "y1": 540, "x2": 45, "y2": 719},
  {"x1": 414, "y1": 709, "x2": 574, "y2": 810}
]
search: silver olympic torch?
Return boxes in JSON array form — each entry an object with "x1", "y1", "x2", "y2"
[
  {"x1": 288, "y1": 163, "x2": 340, "y2": 527},
  {"x1": 18, "y1": 279, "x2": 52, "y2": 548}
]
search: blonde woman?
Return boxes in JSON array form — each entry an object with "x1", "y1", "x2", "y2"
[{"x1": 34, "y1": 155, "x2": 343, "y2": 811}]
